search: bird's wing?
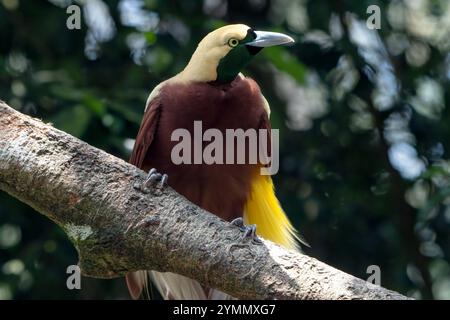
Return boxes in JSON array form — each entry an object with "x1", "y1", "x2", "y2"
[
  {"x1": 126, "y1": 86, "x2": 163, "y2": 300},
  {"x1": 260, "y1": 92, "x2": 271, "y2": 117},
  {"x1": 129, "y1": 92, "x2": 162, "y2": 168},
  {"x1": 259, "y1": 108, "x2": 272, "y2": 160}
]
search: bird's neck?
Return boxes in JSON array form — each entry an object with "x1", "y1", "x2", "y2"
[
  {"x1": 179, "y1": 49, "x2": 220, "y2": 83},
  {"x1": 180, "y1": 60, "x2": 240, "y2": 84}
]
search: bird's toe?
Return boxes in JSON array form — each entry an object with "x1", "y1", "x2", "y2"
[
  {"x1": 230, "y1": 217, "x2": 244, "y2": 228},
  {"x1": 230, "y1": 218, "x2": 261, "y2": 243},
  {"x1": 143, "y1": 168, "x2": 169, "y2": 189}
]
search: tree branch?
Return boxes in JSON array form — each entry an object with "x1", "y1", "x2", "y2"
[{"x1": 0, "y1": 101, "x2": 409, "y2": 300}]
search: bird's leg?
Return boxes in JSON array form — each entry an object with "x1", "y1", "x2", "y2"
[
  {"x1": 230, "y1": 217, "x2": 261, "y2": 243},
  {"x1": 144, "y1": 168, "x2": 168, "y2": 189}
]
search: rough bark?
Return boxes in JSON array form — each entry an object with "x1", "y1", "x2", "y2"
[{"x1": 0, "y1": 101, "x2": 409, "y2": 300}]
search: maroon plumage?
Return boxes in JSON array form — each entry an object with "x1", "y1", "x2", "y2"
[{"x1": 130, "y1": 76, "x2": 270, "y2": 221}]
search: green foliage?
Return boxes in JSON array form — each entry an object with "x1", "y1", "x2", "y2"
[{"x1": 0, "y1": 0, "x2": 449, "y2": 299}]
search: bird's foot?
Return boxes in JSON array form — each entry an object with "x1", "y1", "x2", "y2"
[
  {"x1": 144, "y1": 168, "x2": 168, "y2": 189},
  {"x1": 230, "y1": 217, "x2": 261, "y2": 243},
  {"x1": 135, "y1": 168, "x2": 168, "y2": 193}
]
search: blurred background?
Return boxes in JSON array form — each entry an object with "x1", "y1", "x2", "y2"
[{"x1": 0, "y1": 0, "x2": 449, "y2": 299}]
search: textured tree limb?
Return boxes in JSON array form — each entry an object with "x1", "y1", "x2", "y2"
[{"x1": 0, "y1": 102, "x2": 409, "y2": 300}]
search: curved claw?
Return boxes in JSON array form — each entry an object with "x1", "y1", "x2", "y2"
[
  {"x1": 231, "y1": 217, "x2": 244, "y2": 228},
  {"x1": 147, "y1": 168, "x2": 157, "y2": 177}
]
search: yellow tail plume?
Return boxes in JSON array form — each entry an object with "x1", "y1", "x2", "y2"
[{"x1": 244, "y1": 173, "x2": 301, "y2": 251}]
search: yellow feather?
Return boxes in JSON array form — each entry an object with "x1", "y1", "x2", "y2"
[{"x1": 243, "y1": 172, "x2": 301, "y2": 251}]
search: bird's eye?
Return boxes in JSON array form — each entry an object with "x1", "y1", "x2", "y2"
[{"x1": 228, "y1": 38, "x2": 239, "y2": 47}]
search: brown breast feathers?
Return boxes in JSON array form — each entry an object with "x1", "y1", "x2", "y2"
[{"x1": 141, "y1": 76, "x2": 270, "y2": 221}]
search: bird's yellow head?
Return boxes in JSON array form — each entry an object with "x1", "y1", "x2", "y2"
[{"x1": 180, "y1": 24, "x2": 294, "y2": 83}]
